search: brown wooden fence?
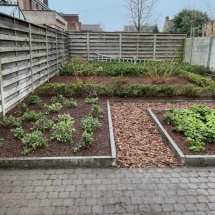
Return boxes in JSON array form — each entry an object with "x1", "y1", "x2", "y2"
[
  {"x1": 0, "y1": 13, "x2": 69, "y2": 115},
  {"x1": 68, "y1": 32, "x2": 186, "y2": 61}
]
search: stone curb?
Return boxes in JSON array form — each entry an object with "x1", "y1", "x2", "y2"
[
  {"x1": 0, "y1": 101, "x2": 117, "y2": 168},
  {"x1": 148, "y1": 108, "x2": 215, "y2": 166}
]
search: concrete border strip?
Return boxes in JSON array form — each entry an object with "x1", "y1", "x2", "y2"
[
  {"x1": 147, "y1": 108, "x2": 186, "y2": 165},
  {"x1": 107, "y1": 100, "x2": 117, "y2": 166}
]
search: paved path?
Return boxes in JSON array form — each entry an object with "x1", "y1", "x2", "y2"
[{"x1": 0, "y1": 167, "x2": 215, "y2": 215}]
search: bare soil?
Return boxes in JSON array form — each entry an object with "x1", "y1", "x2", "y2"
[
  {"x1": 0, "y1": 97, "x2": 111, "y2": 158},
  {"x1": 49, "y1": 75, "x2": 194, "y2": 86},
  {"x1": 153, "y1": 109, "x2": 215, "y2": 155}
]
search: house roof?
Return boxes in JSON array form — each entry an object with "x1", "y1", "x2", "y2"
[
  {"x1": 82, "y1": 24, "x2": 103, "y2": 32},
  {"x1": 162, "y1": 16, "x2": 174, "y2": 32},
  {"x1": 124, "y1": 25, "x2": 154, "y2": 32}
]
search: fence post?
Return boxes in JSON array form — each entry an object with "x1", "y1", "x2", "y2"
[
  {"x1": 28, "y1": 23, "x2": 34, "y2": 92},
  {"x1": 56, "y1": 30, "x2": 59, "y2": 74},
  {"x1": 207, "y1": 36, "x2": 214, "y2": 69},
  {"x1": 87, "y1": 32, "x2": 90, "y2": 61},
  {"x1": 0, "y1": 56, "x2": 5, "y2": 116},
  {"x1": 119, "y1": 32, "x2": 122, "y2": 60},
  {"x1": 189, "y1": 37, "x2": 194, "y2": 65},
  {"x1": 45, "y1": 27, "x2": 49, "y2": 81},
  {"x1": 153, "y1": 34, "x2": 157, "y2": 60}
]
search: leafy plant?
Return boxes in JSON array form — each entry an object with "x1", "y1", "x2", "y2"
[
  {"x1": 180, "y1": 85, "x2": 203, "y2": 97},
  {"x1": 51, "y1": 116, "x2": 75, "y2": 143},
  {"x1": 82, "y1": 115, "x2": 101, "y2": 133},
  {"x1": 29, "y1": 95, "x2": 41, "y2": 105},
  {"x1": 72, "y1": 131, "x2": 93, "y2": 153},
  {"x1": 18, "y1": 103, "x2": 28, "y2": 116},
  {"x1": 84, "y1": 97, "x2": 99, "y2": 104},
  {"x1": 22, "y1": 131, "x2": 48, "y2": 155},
  {"x1": 0, "y1": 116, "x2": 22, "y2": 128},
  {"x1": 11, "y1": 127, "x2": 25, "y2": 140},
  {"x1": 164, "y1": 104, "x2": 215, "y2": 152},
  {"x1": 137, "y1": 85, "x2": 159, "y2": 97},
  {"x1": 45, "y1": 103, "x2": 62, "y2": 114},
  {"x1": 50, "y1": 94, "x2": 66, "y2": 104},
  {"x1": 89, "y1": 104, "x2": 103, "y2": 118},
  {"x1": 63, "y1": 99, "x2": 77, "y2": 108},
  {"x1": 32, "y1": 117, "x2": 54, "y2": 131},
  {"x1": 22, "y1": 111, "x2": 43, "y2": 121},
  {"x1": 159, "y1": 85, "x2": 177, "y2": 97}
]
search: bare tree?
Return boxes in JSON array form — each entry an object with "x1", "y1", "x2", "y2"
[
  {"x1": 124, "y1": 0, "x2": 159, "y2": 32},
  {"x1": 205, "y1": 2, "x2": 215, "y2": 21}
]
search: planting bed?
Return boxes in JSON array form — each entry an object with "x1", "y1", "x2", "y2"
[
  {"x1": 49, "y1": 75, "x2": 193, "y2": 86},
  {"x1": 0, "y1": 96, "x2": 111, "y2": 158}
]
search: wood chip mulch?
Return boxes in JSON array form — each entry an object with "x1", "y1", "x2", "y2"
[{"x1": 110, "y1": 101, "x2": 215, "y2": 168}]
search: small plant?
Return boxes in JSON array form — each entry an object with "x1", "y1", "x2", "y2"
[
  {"x1": 84, "y1": 97, "x2": 99, "y2": 104},
  {"x1": 50, "y1": 94, "x2": 66, "y2": 104},
  {"x1": 114, "y1": 76, "x2": 129, "y2": 86},
  {"x1": 159, "y1": 85, "x2": 177, "y2": 97},
  {"x1": 63, "y1": 99, "x2": 77, "y2": 108},
  {"x1": 51, "y1": 117, "x2": 75, "y2": 143},
  {"x1": 72, "y1": 131, "x2": 93, "y2": 153},
  {"x1": 82, "y1": 115, "x2": 101, "y2": 133},
  {"x1": 45, "y1": 103, "x2": 62, "y2": 114},
  {"x1": 23, "y1": 111, "x2": 43, "y2": 121},
  {"x1": 18, "y1": 103, "x2": 28, "y2": 116},
  {"x1": 89, "y1": 104, "x2": 103, "y2": 118},
  {"x1": 0, "y1": 116, "x2": 22, "y2": 128},
  {"x1": 29, "y1": 95, "x2": 41, "y2": 105},
  {"x1": 55, "y1": 114, "x2": 73, "y2": 123},
  {"x1": 11, "y1": 127, "x2": 25, "y2": 140},
  {"x1": 22, "y1": 131, "x2": 48, "y2": 155},
  {"x1": 0, "y1": 138, "x2": 4, "y2": 147},
  {"x1": 32, "y1": 117, "x2": 54, "y2": 131}
]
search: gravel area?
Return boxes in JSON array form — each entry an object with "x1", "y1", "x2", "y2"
[{"x1": 110, "y1": 101, "x2": 215, "y2": 168}]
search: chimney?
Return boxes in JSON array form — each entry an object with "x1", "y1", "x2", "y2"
[
  {"x1": 165, "y1": 16, "x2": 169, "y2": 21},
  {"x1": 43, "y1": 0, "x2": 48, "y2": 6}
]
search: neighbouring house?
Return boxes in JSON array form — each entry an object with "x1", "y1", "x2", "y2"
[
  {"x1": 162, "y1": 16, "x2": 174, "y2": 32},
  {"x1": 5, "y1": 0, "x2": 50, "y2": 10},
  {"x1": 60, "y1": 13, "x2": 82, "y2": 31},
  {"x1": 123, "y1": 25, "x2": 154, "y2": 32},
  {"x1": 81, "y1": 24, "x2": 103, "y2": 32},
  {"x1": 23, "y1": 10, "x2": 67, "y2": 31},
  {"x1": 0, "y1": 0, "x2": 25, "y2": 20}
]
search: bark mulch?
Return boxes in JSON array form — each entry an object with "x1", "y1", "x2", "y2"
[
  {"x1": 49, "y1": 75, "x2": 193, "y2": 86},
  {"x1": 110, "y1": 101, "x2": 215, "y2": 168},
  {"x1": 0, "y1": 97, "x2": 111, "y2": 158}
]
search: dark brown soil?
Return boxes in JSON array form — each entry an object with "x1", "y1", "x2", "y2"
[
  {"x1": 0, "y1": 97, "x2": 111, "y2": 158},
  {"x1": 49, "y1": 75, "x2": 194, "y2": 86},
  {"x1": 153, "y1": 109, "x2": 215, "y2": 155}
]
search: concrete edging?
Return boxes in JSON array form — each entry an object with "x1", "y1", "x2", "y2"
[
  {"x1": 0, "y1": 101, "x2": 117, "y2": 168},
  {"x1": 148, "y1": 108, "x2": 215, "y2": 166}
]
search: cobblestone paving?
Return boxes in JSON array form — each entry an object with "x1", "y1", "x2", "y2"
[{"x1": 0, "y1": 167, "x2": 215, "y2": 215}]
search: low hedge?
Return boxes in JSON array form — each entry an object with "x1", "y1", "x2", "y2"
[{"x1": 37, "y1": 82, "x2": 209, "y2": 98}]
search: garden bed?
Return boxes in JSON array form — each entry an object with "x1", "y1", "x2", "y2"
[{"x1": 0, "y1": 96, "x2": 115, "y2": 167}]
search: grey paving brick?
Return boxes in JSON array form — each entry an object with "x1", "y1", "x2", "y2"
[
  {"x1": 74, "y1": 198, "x2": 85, "y2": 206},
  {"x1": 54, "y1": 206, "x2": 67, "y2": 215},
  {"x1": 69, "y1": 191, "x2": 81, "y2": 198},
  {"x1": 42, "y1": 206, "x2": 56, "y2": 215},
  {"x1": 150, "y1": 204, "x2": 163, "y2": 212},
  {"x1": 48, "y1": 192, "x2": 58, "y2": 199},
  {"x1": 44, "y1": 185, "x2": 55, "y2": 192},
  {"x1": 34, "y1": 186, "x2": 44, "y2": 192},
  {"x1": 22, "y1": 186, "x2": 34, "y2": 193},
  {"x1": 196, "y1": 203, "x2": 209, "y2": 211},
  {"x1": 63, "y1": 199, "x2": 75, "y2": 206},
  {"x1": 174, "y1": 204, "x2": 186, "y2": 212},
  {"x1": 28, "y1": 199, "x2": 40, "y2": 207},
  {"x1": 0, "y1": 207, "x2": 7, "y2": 215},
  {"x1": 52, "y1": 179, "x2": 62, "y2": 186},
  {"x1": 42, "y1": 180, "x2": 52, "y2": 186},
  {"x1": 39, "y1": 199, "x2": 51, "y2": 207},
  {"x1": 92, "y1": 205, "x2": 104, "y2": 214},
  {"x1": 162, "y1": 203, "x2": 174, "y2": 212},
  {"x1": 62, "y1": 179, "x2": 73, "y2": 185},
  {"x1": 59, "y1": 191, "x2": 69, "y2": 199},
  {"x1": 86, "y1": 197, "x2": 97, "y2": 206},
  {"x1": 36, "y1": 192, "x2": 48, "y2": 199},
  {"x1": 65, "y1": 185, "x2": 76, "y2": 191},
  {"x1": 54, "y1": 185, "x2": 65, "y2": 192},
  {"x1": 185, "y1": 203, "x2": 198, "y2": 211},
  {"x1": 79, "y1": 206, "x2": 91, "y2": 214},
  {"x1": 6, "y1": 207, "x2": 19, "y2": 215},
  {"x1": 51, "y1": 199, "x2": 63, "y2": 207}
]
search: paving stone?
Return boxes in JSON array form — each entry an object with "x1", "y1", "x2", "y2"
[
  {"x1": 86, "y1": 197, "x2": 97, "y2": 206},
  {"x1": 6, "y1": 207, "x2": 19, "y2": 215},
  {"x1": 34, "y1": 186, "x2": 44, "y2": 192},
  {"x1": 48, "y1": 192, "x2": 58, "y2": 199},
  {"x1": 42, "y1": 206, "x2": 56, "y2": 215},
  {"x1": 51, "y1": 199, "x2": 63, "y2": 207},
  {"x1": 63, "y1": 199, "x2": 75, "y2": 206},
  {"x1": 67, "y1": 206, "x2": 80, "y2": 214},
  {"x1": 36, "y1": 192, "x2": 48, "y2": 199},
  {"x1": 39, "y1": 199, "x2": 51, "y2": 207},
  {"x1": 79, "y1": 206, "x2": 92, "y2": 214},
  {"x1": 59, "y1": 192, "x2": 69, "y2": 199},
  {"x1": 54, "y1": 206, "x2": 67, "y2": 215}
]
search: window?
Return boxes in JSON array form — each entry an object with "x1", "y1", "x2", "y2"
[
  {"x1": 29, "y1": 0, "x2": 32, "y2": 10},
  {"x1": 36, "y1": 4, "x2": 38, "y2": 10}
]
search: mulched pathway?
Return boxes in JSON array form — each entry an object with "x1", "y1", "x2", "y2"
[
  {"x1": 49, "y1": 75, "x2": 194, "y2": 85},
  {"x1": 110, "y1": 101, "x2": 215, "y2": 168},
  {"x1": 0, "y1": 97, "x2": 111, "y2": 158}
]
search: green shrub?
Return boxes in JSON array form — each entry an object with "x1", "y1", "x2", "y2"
[
  {"x1": 82, "y1": 115, "x2": 101, "y2": 133},
  {"x1": 23, "y1": 111, "x2": 43, "y2": 121},
  {"x1": 29, "y1": 95, "x2": 41, "y2": 105},
  {"x1": 159, "y1": 85, "x2": 178, "y2": 97},
  {"x1": 180, "y1": 85, "x2": 203, "y2": 97},
  {"x1": 50, "y1": 94, "x2": 66, "y2": 104},
  {"x1": 85, "y1": 97, "x2": 99, "y2": 104},
  {"x1": 0, "y1": 116, "x2": 22, "y2": 128},
  {"x1": 32, "y1": 117, "x2": 54, "y2": 131},
  {"x1": 22, "y1": 131, "x2": 48, "y2": 155},
  {"x1": 11, "y1": 127, "x2": 25, "y2": 139},
  {"x1": 45, "y1": 103, "x2": 62, "y2": 114},
  {"x1": 51, "y1": 116, "x2": 75, "y2": 143},
  {"x1": 89, "y1": 104, "x2": 103, "y2": 118},
  {"x1": 117, "y1": 85, "x2": 136, "y2": 97},
  {"x1": 18, "y1": 103, "x2": 28, "y2": 116},
  {"x1": 63, "y1": 99, "x2": 77, "y2": 108},
  {"x1": 137, "y1": 85, "x2": 159, "y2": 97}
]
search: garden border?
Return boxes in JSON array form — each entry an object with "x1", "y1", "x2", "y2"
[
  {"x1": 109, "y1": 99, "x2": 215, "y2": 166},
  {"x1": 0, "y1": 101, "x2": 117, "y2": 168}
]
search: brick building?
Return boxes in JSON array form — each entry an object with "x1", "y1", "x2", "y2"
[
  {"x1": 60, "y1": 13, "x2": 82, "y2": 31},
  {"x1": 7, "y1": 0, "x2": 49, "y2": 10}
]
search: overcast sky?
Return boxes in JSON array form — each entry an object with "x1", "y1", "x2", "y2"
[{"x1": 49, "y1": 0, "x2": 215, "y2": 31}]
